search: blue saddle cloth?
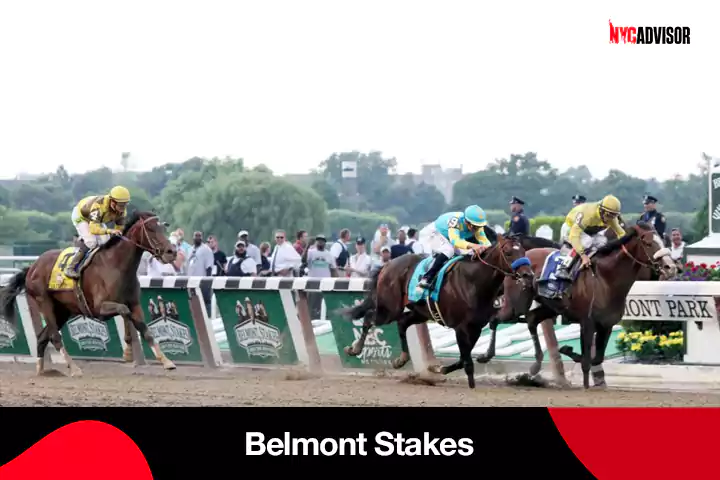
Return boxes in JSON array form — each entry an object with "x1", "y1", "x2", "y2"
[
  {"x1": 537, "y1": 250, "x2": 578, "y2": 298},
  {"x1": 407, "y1": 255, "x2": 464, "y2": 303}
]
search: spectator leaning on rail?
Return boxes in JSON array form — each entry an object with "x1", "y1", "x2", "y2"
[
  {"x1": 226, "y1": 240, "x2": 258, "y2": 276},
  {"x1": 269, "y1": 229, "x2": 302, "y2": 277}
]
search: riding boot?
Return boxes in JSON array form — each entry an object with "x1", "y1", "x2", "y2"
[
  {"x1": 554, "y1": 253, "x2": 578, "y2": 281},
  {"x1": 418, "y1": 253, "x2": 449, "y2": 289},
  {"x1": 64, "y1": 242, "x2": 89, "y2": 279}
]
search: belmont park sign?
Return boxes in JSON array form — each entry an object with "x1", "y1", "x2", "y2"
[{"x1": 623, "y1": 295, "x2": 718, "y2": 323}]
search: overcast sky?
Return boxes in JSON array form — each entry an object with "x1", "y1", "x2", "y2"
[{"x1": 0, "y1": 0, "x2": 717, "y2": 181}]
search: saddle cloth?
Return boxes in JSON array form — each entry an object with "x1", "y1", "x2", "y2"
[
  {"x1": 406, "y1": 255, "x2": 463, "y2": 304},
  {"x1": 537, "y1": 249, "x2": 589, "y2": 299},
  {"x1": 48, "y1": 246, "x2": 92, "y2": 290}
]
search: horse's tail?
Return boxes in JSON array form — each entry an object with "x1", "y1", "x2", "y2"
[
  {"x1": 336, "y1": 266, "x2": 384, "y2": 321},
  {"x1": 0, "y1": 267, "x2": 28, "y2": 326}
]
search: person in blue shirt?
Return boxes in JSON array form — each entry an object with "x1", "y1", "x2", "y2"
[{"x1": 417, "y1": 205, "x2": 491, "y2": 290}]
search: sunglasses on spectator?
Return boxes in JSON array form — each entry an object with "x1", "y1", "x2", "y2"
[{"x1": 276, "y1": 236, "x2": 284, "y2": 239}]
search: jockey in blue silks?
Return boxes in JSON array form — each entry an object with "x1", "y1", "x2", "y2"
[{"x1": 416, "y1": 205, "x2": 492, "y2": 290}]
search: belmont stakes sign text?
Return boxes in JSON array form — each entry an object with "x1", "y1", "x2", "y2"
[{"x1": 623, "y1": 295, "x2": 718, "y2": 323}]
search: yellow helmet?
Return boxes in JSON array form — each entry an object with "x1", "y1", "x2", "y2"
[
  {"x1": 599, "y1": 195, "x2": 621, "y2": 214},
  {"x1": 109, "y1": 186, "x2": 131, "y2": 204}
]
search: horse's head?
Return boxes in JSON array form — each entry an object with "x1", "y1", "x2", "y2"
[
  {"x1": 622, "y1": 222, "x2": 677, "y2": 280},
  {"x1": 123, "y1": 210, "x2": 176, "y2": 264},
  {"x1": 481, "y1": 233, "x2": 534, "y2": 288}
]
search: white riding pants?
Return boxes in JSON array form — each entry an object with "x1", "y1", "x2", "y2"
[
  {"x1": 418, "y1": 223, "x2": 468, "y2": 258},
  {"x1": 71, "y1": 206, "x2": 109, "y2": 249},
  {"x1": 559, "y1": 228, "x2": 608, "y2": 262}
]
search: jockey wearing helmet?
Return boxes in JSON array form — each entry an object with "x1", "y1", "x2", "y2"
[
  {"x1": 417, "y1": 205, "x2": 491, "y2": 290},
  {"x1": 64, "y1": 186, "x2": 131, "y2": 278},
  {"x1": 555, "y1": 194, "x2": 625, "y2": 281}
]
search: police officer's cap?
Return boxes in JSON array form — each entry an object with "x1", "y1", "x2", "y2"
[
  {"x1": 572, "y1": 194, "x2": 586, "y2": 203},
  {"x1": 643, "y1": 195, "x2": 658, "y2": 204},
  {"x1": 509, "y1": 196, "x2": 525, "y2": 205}
]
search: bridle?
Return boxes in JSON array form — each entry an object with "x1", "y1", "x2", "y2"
[
  {"x1": 122, "y1": 215, "x2": 168, "y2": 260},
  {"x1": 619, "y1": 226, "x2": 667, "y2": 276},
  {"x1": 473, "y1": 234, "x2": 531, "y2": 281}
]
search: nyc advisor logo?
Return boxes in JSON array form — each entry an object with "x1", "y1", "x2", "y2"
[
  {"x1": 609, "y1": 19, "x2": 690, "y2": 44},
  {"x1": 246, "y1": 431, "x2": 474, "y2": 456}
]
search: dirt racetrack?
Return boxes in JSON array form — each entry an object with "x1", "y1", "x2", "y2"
[{"x1": 2, "y1": 360, "x2": 720, "y2": 407}]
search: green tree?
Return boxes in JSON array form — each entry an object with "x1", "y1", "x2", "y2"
[
  {"x1": 311, "y1": 178, "x2": 341, "y2": 210},
  {"x1": 326, "y1": 210, "x2": 399, "y2": 242},
  {"x1": 163, "y1": 171, "x2": 326, "y2": 250}
]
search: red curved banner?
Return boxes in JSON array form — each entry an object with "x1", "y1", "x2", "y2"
[
  {"x1": 0, "y1": 420, "x2": 152, "y2": 480},
  {"x1": 549, "y1": 408, "x2": 720, "y2": 480}
]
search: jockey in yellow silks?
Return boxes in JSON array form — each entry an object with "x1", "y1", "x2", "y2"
[
  {"x1": 416, "y1": 205, "x2": 491, "y2": 290},
  {"x1": 555, "y1": 194, "x2": 625, "y2": 281},
  {"x1": 64, "y1": 186, "x2": 131, "y2": 278}
]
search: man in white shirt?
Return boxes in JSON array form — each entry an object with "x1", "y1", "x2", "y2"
[
  {"x1": 347, "y1": 236, "x2": 372, "y2": 278},
  {"x1": 238, "y1": 230, "x2": 262, "y2": 273},
  {"x1": 269, "y1": 229, "x2": 302, "y2": 277}
]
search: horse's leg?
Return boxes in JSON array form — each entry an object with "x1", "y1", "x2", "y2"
[
  {"x1": 541, "y1": 317, "x2": 569, "y2": 387},
  {"x1": 391, "y1": 311, "x2": 423, "y2": 369},
  {"x1": 439, "y1": 320, "x2": 483, "y2": 389},
  {"x1": 344, "y1": 311, "x2": 374, "y2": 357},
  {"x1": 590, "y1": 322, "x2": 613, "y2": 388},
  {"x1": 35, "y1": 324, "x2": 51, "y2": 375},
  {"x1": 99, "y1": 301, "x2": 131, "y2": 317},
  {"x1": 122, "y1": 315, "x2": 135, "y2": 363},
  {"x1": 475, "y1": 317, "x2": 498, "y2": 364},
  {"x1": 579, "y1": 318, "x2": 595, "y2": 390},
  {"x1": 526, "y1": 310, "x2": 545, "y2": 377},
  {"x1": 128, "y1": 303, "x2": 176, "y2": 370},
  {"x1": 48, "y1": 304, "x2": 83, "y2": 377}
]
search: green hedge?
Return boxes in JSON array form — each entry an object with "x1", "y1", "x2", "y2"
[
  {"x1": 326, "y1": 209, "x2": 399, "y2": 241},
  {"x1": 504, "y1": 215, "x2": 566, "y2": 241}
]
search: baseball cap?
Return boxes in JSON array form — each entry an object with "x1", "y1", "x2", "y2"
[
  {"x1": 356, "y1": 236, "x2": 366, "y2": 244},
  {"x1": 235, "y1": 240, "x2": 246, "y2": 247},
  {"x1": 380, "y1": 245, "x2": 391, "y2": 253},
  {"x1": 237, "y1": 230, "x2": 249, "y2": 237}
]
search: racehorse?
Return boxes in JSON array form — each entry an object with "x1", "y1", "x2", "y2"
[
  {"x1": 339, "y1": 233, "x2": 535, "y2": 389},
  {"x1": 0, "y1": 210, "x2": 177, "y2": 377},
  {"x1": 480, "y1": 221, "x2": 677, "y2": 389}
]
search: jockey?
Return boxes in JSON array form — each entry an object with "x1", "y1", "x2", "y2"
[
  {"x1": 555, "y1": 194, "x2": 625, "y2": 281},
  {"x1": 64, "y1": 186, "x2": 131, "y2": 278},
  {"x1": 417, "y1": 205, "x2": 491, "y2": 290}
]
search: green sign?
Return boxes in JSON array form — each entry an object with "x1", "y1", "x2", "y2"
[
  {"x1": 711, "y1": 172, "x2": 720, "y2": 234},
  {"x1": 60, "y1": 316, "x2": 125, "y2": 360},
  {"x1": 323, "y1": 291, "x2": 410, "y2": 370},
  {"x1": 139, "y1": 288, "x2": 203, "y2": 363},
  {"x1": 0, "y1": 304, "x2": 31, "y2": 357},
  {"x1": 215, "y1": 290, "x2": 298, "y2": 365}
]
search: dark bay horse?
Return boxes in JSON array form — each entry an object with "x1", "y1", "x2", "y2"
[
  {"x1": 0, "y1": 210, "x2": 177, "y2": 377},
  {"x1": 339, "y1": 233, "x2": 535, "y2": 388},
  {"x1": 484, "y1": 221, "x2": 677, "y2": 389}
]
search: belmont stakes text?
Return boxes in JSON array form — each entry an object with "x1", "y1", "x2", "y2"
[{"x1": 246, "y1": 431, "x2": 474, "y2": 457}]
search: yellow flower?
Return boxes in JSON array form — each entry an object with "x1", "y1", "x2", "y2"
[
  {"x1": 618, "y1": 332, "x2": 626, "y2": 340},
  {"x1": 660, "y1": 335, "x2": 668, "y2": 342},
  {"x1": 630, "y1": 332, "x2": 642, "y2": 339},
  {"x1": 659, "y1": 340, "x2": 667, "y2": 348},
  {"x1": 644, "y1": 330, "x2": 653, "y2": 336},
  {"x1": 631, "y1": 343, "x2": 642, "y2": 352}
]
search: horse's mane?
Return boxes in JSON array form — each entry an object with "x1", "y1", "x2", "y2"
[
  {"x1": 523, "y1": 235, "x2": 560, "y2": 249},
  {"x1": 101, "y1": 209, "x2": 152, "y2": 250},
  {"x1": 594, "y1": 221, "x2": 653, "y2": 256}
]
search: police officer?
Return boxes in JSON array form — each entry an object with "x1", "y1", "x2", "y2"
[
  {"x1": 572, "y1": 194, "x2": 586, "y2": 206},
  {"x1": 639, "y1": 194, "x2": 666, "y2": 237},
  {"x1": 508, "y1": 196, "x2": 530, "y2": 236}
]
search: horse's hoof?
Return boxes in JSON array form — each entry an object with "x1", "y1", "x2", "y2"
[
  {"x1": 558, "y1": 345, "x2": 574, "y2": 356},
  {"x1": 476, "y1": 355, "x2": 491, "y2": 364},
  {"x1": 163, "y1": 362, "x2": 177, "y2": 371},
  {"x1": 391, "y1": 358, "x2": 406, "y2": 369},
  {"x1": 529, "y1": 362, "x2": 542, "y2": 376},
  {"x1": 343, "y1": 346, "x2": 356, "y2": 356},
  {"x1": 427, "y1": 364, "x2": 444, "y2": 374},
  {"x1": 69, "y1": 367, "x2": 84, "y2": 378}
]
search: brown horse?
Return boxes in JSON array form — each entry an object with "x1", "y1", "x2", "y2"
[
  {"x1": 339, "y1": 233, "x2": 535, "y2": 388},
  {"x1": 482, "y1": 221, "x2": 677, "y2": 389},
  {"x1": 0, "y1": 210, "x2": 177, "y2": 377}
]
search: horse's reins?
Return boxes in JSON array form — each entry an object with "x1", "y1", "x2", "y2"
[{"x1": 473, "y1": 237, "x2": 526, "y2": 280}]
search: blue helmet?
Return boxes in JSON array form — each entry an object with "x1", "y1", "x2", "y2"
[{"x1": 464, "y1": 205, "x2": 487, "y2": 227}]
